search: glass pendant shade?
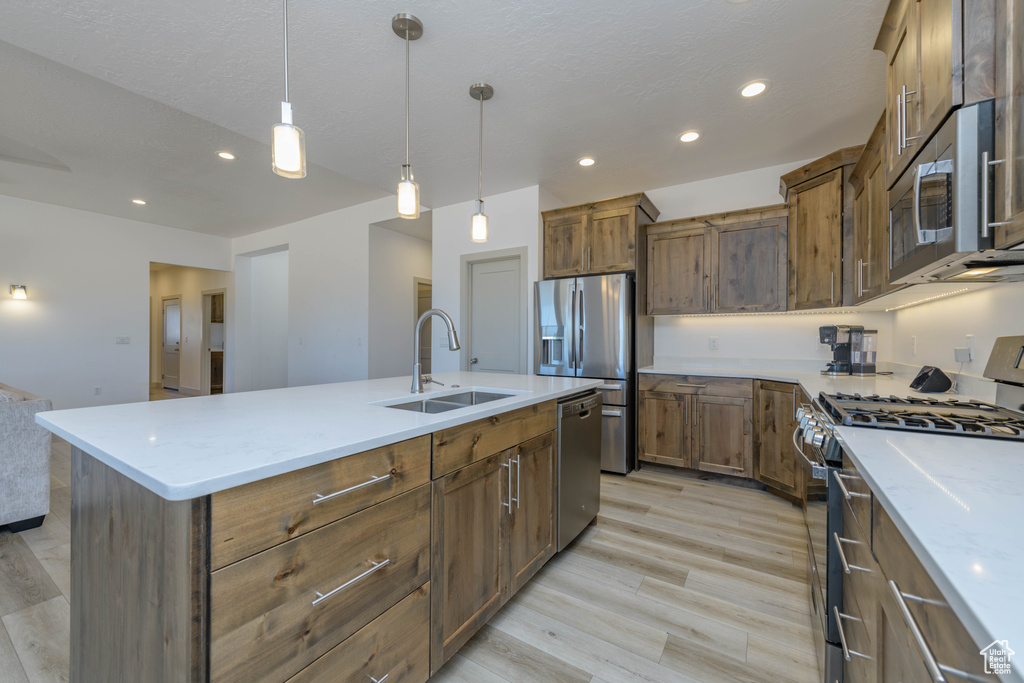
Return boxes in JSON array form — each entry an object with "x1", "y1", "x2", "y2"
[
  {"x1": 272, "y1": 101, "x2": 306, "y2": 179},
  {"x1": 397, "y1": 165, "x2": 420, "y2": 218},
  {"x1": 471, "y1": 206, "x2": 488, "y2": 243}
]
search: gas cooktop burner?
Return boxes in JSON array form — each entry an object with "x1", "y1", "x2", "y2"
[{"x1": 819, "y1": 392, "x2": 1024, "y2": 442}]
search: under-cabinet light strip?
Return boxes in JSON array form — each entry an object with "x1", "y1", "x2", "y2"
[{"x1": 884, "y1": 288, "x2": 970, "y2": 312}]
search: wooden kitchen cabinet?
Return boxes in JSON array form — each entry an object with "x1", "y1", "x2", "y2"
[
  {"x1": 754, "y1": 380, "x2": 799, "y2": 496},
  {"x1": 508, "y1": 431, "x2": 557, "y2": 595},
  {"x1": 993, "y1": 0, "x2": 1024, "y2": 248},
  {"x1": 883, "y1": 0, "x2": 922, "y2": 184},
  {"x1": 638, "y1": 374, "x2": 753, "y2": 478},
  {"x1": 781, "y1": 148, "x2": 861, "y2": 310},
  {"x1": 541, "y1": 193, "x2": 660, "y2": 279},
  {"x1": 646, "y1": 205, "x2": 788, "y2": 315}
]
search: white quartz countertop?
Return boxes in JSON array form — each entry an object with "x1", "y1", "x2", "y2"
[
  {"x1": 643, "y1": 362, "x2": 1024, "y2": 671},
  {"x1": 36, "y1": 372, "x2": 601, "y2": 501}
]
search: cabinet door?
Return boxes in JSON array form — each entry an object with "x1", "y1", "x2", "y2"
[
  {"x1": 917, "y1": 0, "x2": 959, "y2": 144},
  {"x1": 886, "y1": 2, "x2": 921, "y2": 184},
  {"x1": 711, "y1": 218, "x2": 787, "y2": 312},
  {"x1": 755, "y1": 382, "x2": 798, "y2": 494},
  {"x1": 587, "y1": 207, "x2": 635, "y2": 273},
  {"x1": 876, "y1": 584, "x2": 933, "y2": 683},
  {"x1": 788, "y1": 169, "x2": 844, "y2": 310},
  {"x1": 638, "y1": 392, "x2": 691, "y2": 468},
  {"x1": 544, "y1": 214, "x2": 585, "y2": 278},
  {"x1": 853, "y1": 139, "x2": 889, "y2": 303},
  {"x1": 430, "y1": 451, "x2": 510, "y2": 673},
  {"x1": 695, "y1": 396, "x2": 752, "y2": 477},
  {"x1": 509, "y1": 432, "x2": 557, "y2": 596},
  {"x1": 994, "y1": 0, "x2": 1024, "y2": 247},
  {"x1": 647, "y1": 228, "x2": 709, "y2": 314}
]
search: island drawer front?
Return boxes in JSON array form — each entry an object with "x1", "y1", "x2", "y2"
[
  {"x1": 871, "y1": 499, "x2": 987, "y2": 679},
  {"x1": 841, "y1": 499, "x2": 879, "y2": 682},
  {"x1": 286, "y1": 583, "x2": 429, "y2": 683},
  {"x1": 209, "y1": 435, "x2": 431, "y2": 570},
  {"x1": 639, "y1": 374, "x2": 753, "y2": 398},
  {"x1": 209, "y1": 484, "x2": 431, "y2": 683},
  {"x1": 432, "y1": 400, "x2": 556, "y2": 478},
  {"x1": 840, "y1": 452, "x2": 872, "y2": 537}
]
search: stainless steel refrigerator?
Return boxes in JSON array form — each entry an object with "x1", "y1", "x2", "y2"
[{"x1": 535, "y1": 273, "x2": 635, "y2": 473}]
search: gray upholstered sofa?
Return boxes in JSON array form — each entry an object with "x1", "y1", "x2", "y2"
[{"x1": 0, "y1": 382, "x2": 52, "y2": 532}]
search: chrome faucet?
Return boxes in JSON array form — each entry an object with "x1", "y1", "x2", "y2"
[{"x1": 412, "y1": 308, "x2": 460, "y2": 393}]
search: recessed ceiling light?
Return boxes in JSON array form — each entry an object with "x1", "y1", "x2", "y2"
[
  {"x1": 740, "y1": 80, "x2": 769, "y2": 97},
  {"x1": 218, "y1": 151, "x2": 236, "y2": 160},
  {"x1": 679, "y1": 130, "x2": 701, "y2": 143},
  {"x1": 132, "y1": 199, "x2": 147, "y2": 205},
  {"x1": 578, "y1": 157, "x2": 596, "y2": 167}
]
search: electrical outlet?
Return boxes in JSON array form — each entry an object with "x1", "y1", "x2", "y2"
[
  {"x1": 708, "y1": 336, "x2": 719, "y2": 351},
  {"x1": 954, "y1": 347, "x2": 971, "y2": 363},
  {"x1": 93, "y1": 386, "x2": 102, "y2": 395},
  {"x1": 911, "y1": 335, "x2": 917, "y2": 356},
  {"x1": 439, "y1": 334, "x2": 449, "y2": 349},
  {"x1": 115, "y1": 336, "x2": 130, "y2": 345}
]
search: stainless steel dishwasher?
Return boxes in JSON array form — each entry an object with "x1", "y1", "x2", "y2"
[{"x1": 557, "y1": 390, "x2": 602, "y2": 551}]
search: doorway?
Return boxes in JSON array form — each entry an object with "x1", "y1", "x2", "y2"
[
  {"x1": 161, "y1": 296, "x2": 181, "y2": 391},
  {"x1": 414, "y1": 278, "x2": 432, "y2": 374},
  {"x1": 461, "y1": 249, "x2": 528, "y2": 374},
  {"x1": 202, "y1": 290, "x2": 226, "y2": 395}
]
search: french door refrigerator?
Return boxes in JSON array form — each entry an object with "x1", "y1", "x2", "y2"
[{"x1": 535, "y1": 273, "x2": 635, "y2": 474}]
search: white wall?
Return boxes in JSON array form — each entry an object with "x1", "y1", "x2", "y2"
[
  {"x1": 368, "y1": 226, "x2": 432, "y2": 379},
  {"x1": 230, "y1": 196, "x2": 395, "y2": 389},
  {"x1": 891, "y1": 281, "x2": 1024, "y2": 377},
  {"x1": 249, "y1": 250, "x2": 289, "y2": 390},
  {"x1": 430, "y1": 186, "x2": 541, "y2": 374},
  {"x1": 149, "y1": 265, "x2": 232, "y2": 393},
  {"x1": 0, "y1": 195, "x2": 230, "y2": 408}
]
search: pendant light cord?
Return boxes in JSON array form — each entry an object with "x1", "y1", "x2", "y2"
[
  {"x1": 282, "y1": 0, "x2": 289, "y2": 102},
  {"x1": 478, "y1": 95, "x2": 484, "y2": 204},
  {"x1": 405, "y1": 31, "x2": 411, "y2": 168}
]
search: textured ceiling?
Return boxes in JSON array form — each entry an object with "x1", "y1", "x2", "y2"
[{"x1": 0, "y1": 0, "x2": 888, "y2": 237}]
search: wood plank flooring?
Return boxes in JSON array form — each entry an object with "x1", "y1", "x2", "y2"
[{"x1": 0, "y1": 440, "x2": 817, "y2": 682}]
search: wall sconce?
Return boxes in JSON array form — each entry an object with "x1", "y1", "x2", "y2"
[{"x1": 10, "y1": 285, "x2": 27, "y2": 299}]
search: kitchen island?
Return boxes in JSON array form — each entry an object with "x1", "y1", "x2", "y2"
[{"x1": 36, "y1": 372, "x2": 601, "y2": 683}]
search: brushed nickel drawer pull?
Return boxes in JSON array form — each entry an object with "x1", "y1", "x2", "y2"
[
  {"x1": 502, "y1": 459, "x2": 512, "y2": 511},
  {"x1": 832, "y1": 532, "x2": 869, "y2": 574},
  {"x1": 369, "y1": 675, "x2": 389, "y2": 683},
  {"x1": 833, "y1": 606, "x2": 870, "y2": 662},
  {"x1": 675, "y1": 383, "x2": 708, "y2": 389},
  {"x1": 832, "y1": 470, "x2": 869, "y2": 500},
  {"x1": 312, "y1": 559, "x2": 390, "y2": 606},
  {"x1": 313, "y1": 473, "x2": 392, "y2": 505},
  {"x1": 514, "y1": 456, "x2": 521, "y2": 510},
  {"x1": 889, "y1": 580, "x2": 948, "y2": 682}
]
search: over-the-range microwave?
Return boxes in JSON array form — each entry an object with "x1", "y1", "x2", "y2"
[{"x1": 888, "y1": 99, "x2": 1024, "y2": 284}]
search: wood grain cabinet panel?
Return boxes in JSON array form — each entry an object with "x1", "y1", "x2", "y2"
[
  {"x1": 711, "y1": 219, "x2": 787, "y2": 313},
  {"x1": 694, "y1": 395, "x2": 753, "y2": 478},
  {"x1": 754, "y1": 381, "x2": 798, "y2": 495},
  {"x1": 638, "y1": 392, "x2": 692, "y2": 468},
  {"x1": 509, "y1": 431, "x2": 557, "y2": 595},
  {"x1": 209, "y1": 485, "x2": 431, "y2": 683},
  {"x1": 788, "y1": 169, "x2": 844, "y2": 309},
  {"x1": 543, "y1": 213, "x2": 586, "y2": 278},
  {"x1": 432, "y1": 401, "x2": 555, "y2": 478},
  {"x1": 587, "y1": 207, "x2": 636, "y2": 273},
  {"x1": 993, "y1": 0, "x2": 1024, "y2": 247},
  {"x1": 647, "y1": 228, "x2": 709, "y2": 314},
  {"x1": 210, "y1": 435, "x2": 431, "y2": 569}
]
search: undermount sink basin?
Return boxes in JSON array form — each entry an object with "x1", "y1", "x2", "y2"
[
  {"x1": 383, "y1": 390, "x2": 516, "y2": 413},
  {"x1": 432, "y1": 391, "x2": 514, "y2": 405}
]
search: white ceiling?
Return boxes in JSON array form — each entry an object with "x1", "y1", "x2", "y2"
[{"x1": 0, "y1": 0, "x2": 888, "y2": 239}]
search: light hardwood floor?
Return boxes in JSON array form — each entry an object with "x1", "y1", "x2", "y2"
[{"x1": 0, "y1": 439, "x2": 817, "y2": 682}]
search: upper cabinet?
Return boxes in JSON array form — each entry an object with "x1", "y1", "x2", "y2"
[
  {"x1": 876, "y1": 0, "x2": 996, "y2": 187},
  {"x1": 780, "y1": 148, "x2": 862, "y2": 310},
  {"x1": 993, "y1": 0, "x2": 1024, "y2": 247},
  {"x1": 646, "y1": 205, "x2": 788, "y2": 315},
  {"x1": 541, "y1": 193, "x2": 660, "y2": 279}
]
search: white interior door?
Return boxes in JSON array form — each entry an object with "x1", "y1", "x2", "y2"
[
  {"x1": 469, "y1": 258, "x2": 521, "y2": 374},
  {"x1": 162, "y1": 297, "x2": 181, "y2": 390}
]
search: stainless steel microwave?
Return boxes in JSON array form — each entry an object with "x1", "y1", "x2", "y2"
[{"x1": 888, "y1": 100, "x2": 1009, "y2": 284}]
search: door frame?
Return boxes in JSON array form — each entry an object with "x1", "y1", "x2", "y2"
[
  {"x1": 201, "y1": 288, "x2": 227, "y2": 395},
  {"x1": 160, "y1": 294, "x2": 182, "y2": 390},
  {"x1": 459, "y1": 247, "x2": 528, "y2": 374}
]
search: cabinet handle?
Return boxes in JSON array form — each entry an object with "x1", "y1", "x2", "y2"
[
  {"x1": 832, "y1": 470, "x2": 869, "y2": 501},
  {"x1": 981, "y1": 151, "x2": 1012, "y2": 238},
  {"x1": 832, "y1": 532, "x2": 869, "y2": 574},
  {"x1": 704, "y1": 279, "x2": 710, "y2": 311},
  {"x1": 897, "y1": 89, "x2": 904, "y2": 153},
  {"x1": 369, "y1": 675, "x2": 389, "y2": 683},
  {"x1": 313, "y1": 473, "x2": 392, "y2": 505},
  {"x1": 832, "y1": 606, "x2": 870, "y2": 662},
  {"x1": 312, "y1": 559, "x2": 390, "y2": 606},
  {"x1": 857, "y1": 259, "x2": 865, "y2": 298},
  {"x1": 675, "y1": 383, "x2": 708, "y2": 389},
  {"x1": 515, "y1": 456, "x2": 521, "y2": 510},
  {"x1": 502, "y1": 459, "x2": 512, "y2": 511},
  {"x1": 714, "y1": 276, "x2": 719, "y2": 311},
  {"x1": 830, "y1": 271, "x2": 835, "y2": 304},
  {"x1": 889, "y1": 580, "x2": 948, "y2": 683}
]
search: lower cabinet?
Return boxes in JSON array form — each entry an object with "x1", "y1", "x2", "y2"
[
  {"x1": 430, "y1": 430, "x2": 556, "y2": 674},
  {"x1": 638, "y1": 374, "x2": 753, "y2": 478},
  {"x1": 754, "y1": 380, "x2": 800, "y2": 496}
]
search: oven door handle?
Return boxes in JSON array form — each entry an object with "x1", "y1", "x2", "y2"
[
  {"x1": 792, "y1": 427, "x2": 826, "y2": 479},
  {"x1": 913, "y1": 159, "x2": 955, "y2": 245}
]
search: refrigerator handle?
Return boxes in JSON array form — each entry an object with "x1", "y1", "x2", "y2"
[
  {"x1": 577, "y1": 285, "x2": 585, "y2": 372},
  {"x1": 568, "y1": 285, "x2": 577, "y2": 370}
]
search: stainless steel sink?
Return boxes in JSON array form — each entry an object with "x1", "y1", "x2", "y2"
[
  {"x1": 432, "y1": 391, "x2": 514, "y2": 406},
  {"x1": 387, "y1": 399, "x2": 465, "y2": 414}
]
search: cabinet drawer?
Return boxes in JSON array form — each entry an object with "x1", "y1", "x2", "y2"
[
  {"x1": 287, "y1": 583, "x2": 430, "y2": 683},
  {"x1": 872, "y1": 500, "x2": 987, "y2": 679},
  {"x1": 841, "y1": 499, "x2": 880, "y2": 683},
  {"x1": 433, "y1": 401, "x2": 556, "y2": 477},
  {"x1": 839, "y1": 452, "x2": 872, "y2": 536},
  {"x1": 210, "y1": 435, "x2": 431, "y2": 569},
  {"x1": 209, "y1": 485, "x2": 432, "y2": 683},
  {"x1": 639, "y1": 373, "x2": 753, "y2": 398}
]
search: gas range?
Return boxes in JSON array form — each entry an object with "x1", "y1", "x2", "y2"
[{"x1": 818, "y1": 392, "x2": 1024, "y2": 441}]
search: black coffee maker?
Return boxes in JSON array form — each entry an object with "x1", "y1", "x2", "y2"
[{"x1": 819, "y1": 325, "x2": 861, "y2": 375}]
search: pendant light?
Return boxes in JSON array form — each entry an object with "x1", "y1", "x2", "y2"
[
  {"x1": 393, "y1": 13, "x2": 423, "y2": 219},
  {"x1": 272, "y1": 0, "x2": 306, "y2": 178},
  {"x1": 469, "y1": 83, "x2": 493, "y2": 243}
]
